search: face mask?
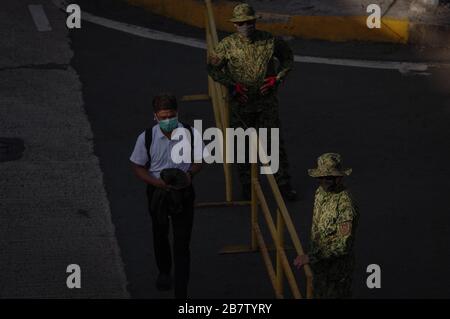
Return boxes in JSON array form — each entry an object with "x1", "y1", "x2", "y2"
[
  {"x1": 157, "y1": 116, "x2": 179, "y2": 132},
  {"x1": 237, "y1": 23, "x2": 255, "y2": 37},
  {"x1": 319, "y1": 177, "x2": 338, "y2": 192}
]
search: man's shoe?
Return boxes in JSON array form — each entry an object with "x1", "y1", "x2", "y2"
[
  {"x1": 279, "y1": 184, "x2": 298, "y2": 202},
  {"x1": 156, "y1": 273, "x2": 172, "y2": 291}
]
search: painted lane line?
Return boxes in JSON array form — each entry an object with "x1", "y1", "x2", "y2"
[
  {"x1": 82, "y1": 12, "x2": 207, "y2": 50},
  {"x1": 52, "y1": 0, "x2": 206, "y2": 48},
  {"x1": 81, "y1": 12, "x2": 430, "y2": 74},
  {"x1": 52, "y1": 0, "x2": 436, "y2": 74},
  {"x1": 28, "y1": 4, "x2": 52, "y2": 32},
  {"x1": 294, "y1": 56, "x2": 429, "y2": 73}
]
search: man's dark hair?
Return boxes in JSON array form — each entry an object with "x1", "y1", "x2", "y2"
[{"x1": 152, "y1": 93, "x2": 178, "y2": 112}]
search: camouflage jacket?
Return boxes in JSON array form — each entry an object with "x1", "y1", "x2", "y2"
[
  {"x1": 207, "y1": 30, "x2": 294, "y2": 93},
  {"x1": 309, "y1": 185, "x2": 359, "y2": 264}
]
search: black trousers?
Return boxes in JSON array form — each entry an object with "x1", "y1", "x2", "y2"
[{"x1": 147, "y1": 185, "x2": 195, "y2": 299}]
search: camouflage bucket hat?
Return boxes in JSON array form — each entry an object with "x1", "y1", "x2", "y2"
[
  {"x1": 230, "y1": 3, "x2": 260, "y2": 23},
  {"x1": 308, "y1": 153, "x2": 352, "y2": 178}
]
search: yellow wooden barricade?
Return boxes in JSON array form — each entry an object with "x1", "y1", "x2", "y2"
[{"x1": 183, "y1": 0, "x2": 314, "y2": 299}]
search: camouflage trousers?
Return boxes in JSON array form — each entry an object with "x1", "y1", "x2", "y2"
[
  {"x1": 312, "y1": 257, "x2": 354, "y2": 299},
  {"x1": 229, "y1": 94, "x2": 291, "y2": 187}
]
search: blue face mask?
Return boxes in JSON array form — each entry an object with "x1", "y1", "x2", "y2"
[{"x1": 158, "y1": 116, "x2": 179, "y2": 132}]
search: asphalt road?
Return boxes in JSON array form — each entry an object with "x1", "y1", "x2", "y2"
[{"x1": 69, "y1": 1, "x2": 450, "y2": 298}]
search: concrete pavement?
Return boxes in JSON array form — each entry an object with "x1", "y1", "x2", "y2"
[
  {"x1": 126, "y1": 0, "x2": 450, "y2": 45},
  {"x1": 0, "y1": 1, "x2": 128, "y2": 298},
  {"x1": 235, "y1": 0, "x2": 450, "y2": 23}
]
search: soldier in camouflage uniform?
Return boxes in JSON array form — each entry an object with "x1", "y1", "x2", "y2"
[
  {"x1": 294, "y1": 153, "x2": 359, "y2": 298},
  {"x1": 207, "y1": 3, "x2": 297, "y2": 200}
]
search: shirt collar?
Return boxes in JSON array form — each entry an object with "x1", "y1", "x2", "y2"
[
  {"x1": 236, "y1": 30, "x2": 258, "y2": 43},
  {"x1": 318, "y1": 184, "x2": 346, "y2": 195}
]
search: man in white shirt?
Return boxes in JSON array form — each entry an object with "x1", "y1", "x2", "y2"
[{"x1": 130, "y1": 93, "x2": 205, "y2": 299}]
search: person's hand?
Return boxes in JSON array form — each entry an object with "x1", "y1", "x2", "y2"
[
  {"x1": 260, "y1": 76, "x2": 279, "y2": 95},
  {"x1": 234, "y1": 83, "x2": 248, "y2": 104},
  {"x1": 293, "y1": 254, "x2": 310, "y2": 269},
  {"x1": 154, "y1": 179, "x2": 169, "y2": 190}
]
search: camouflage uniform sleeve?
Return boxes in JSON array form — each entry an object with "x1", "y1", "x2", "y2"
[
  {"x1": 323, "y1": 194, "x2": 356, "y2": 260},
  {"x1": 206, "y1": 39, "x2": 236, "y2": 87},
  {"x1": 273, "y1": 37, "x2": 294, "y2": 82},
  {"x1": 310, "y1": 193, "x2": 357, "y2": 264}
]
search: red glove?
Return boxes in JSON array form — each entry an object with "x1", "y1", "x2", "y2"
[
  {"x1": 260, "y1": 76, "x2": 279, "y2": 95},
  {"x1": 234, "y1": 83, "x2": 248, "y2": 104}
]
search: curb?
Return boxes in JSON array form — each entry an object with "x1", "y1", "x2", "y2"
[{"x1": 127, "y1": 0, "x2": 411, "y2": 44}]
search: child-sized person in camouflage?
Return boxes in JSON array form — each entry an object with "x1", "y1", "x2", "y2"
[{"x1": 294, "y1": 153, "x2": 359, "y2": 298}]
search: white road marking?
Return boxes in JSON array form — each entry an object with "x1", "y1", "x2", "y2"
[
  {"x1": 28, "y1": 4, "x2": 52, "y2": 32},
  {"x1": 82, "y1": 12, "x2": 207, "y2": 50},
  {"x1": 294, "y1": 56, "x2": 429, "y2": 74},
  {"x1": 52, "y1": 0, "x2": 439, "y2": 75}
]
